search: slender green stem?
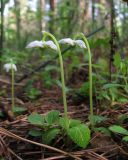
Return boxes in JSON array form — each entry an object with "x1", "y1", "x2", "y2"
[
  {"x1": 11, "y1": 63, "x2": 15, "y2": 112},
  {"x1": 78, "y1": 33, "x2": 93, "y2": 127},
  {"x1": 42, "y1": 31, "x2": 68, "y2": 128}
]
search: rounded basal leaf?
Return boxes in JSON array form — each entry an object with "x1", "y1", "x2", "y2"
[
  {"x1": 122, "y1": 136, "x2": 128, "y2": 142},
  {"x1": 59, "y1": 118, "x2": 81, "y2": 129},
  {"x1": 67, "y1": 124, "x2": 90, "y2": 148},
  {"x1": 109, "y1": 125, "x2": 128, "y2": 136},
  {"x1": 13, "y1": 106, "x2": 27, "y2": 114},
  {"x1": 42, "y1": 128, "x2": 60, "y2": 144},
  {"x1": 68, "y1": 119, "x2": 81, "y2": 128},
  {"x1": 29, "y1": 129, "x2": 42, "y2": 137},
  {"x1": 28, "y1": 113, "x2": 44, "y2": 126},
  {"x1": 89, "y1": 115, "x2": 108, "y2": 125},
  {"x1": 45, "y1": 110, "x2": 60, "y2": 125},
  {"x1": 94, "y1": 127, "x2": 111, "y2": 136},
  {"x1": 59, "y1": 117, "x2": 69, "y2": 130}
]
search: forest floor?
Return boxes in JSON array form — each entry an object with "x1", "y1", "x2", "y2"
[{"x1": 0, "y1": 69, "x2": 128, "y2": 160}]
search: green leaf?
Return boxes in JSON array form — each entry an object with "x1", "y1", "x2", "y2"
[
  {"x1": 118, "y1": 114, "x2": 128, "y2": 124},
  {"x1": 42, "y1": 128, "x2": 60, "y2": 144},
  {"x1": 59, "y1": 118, "x2": 81, "y2": 129},
  {"x1": 109, "y1": 125, "x2": 128, "y2": 136},
  {"x1": 67, "y1": 124, "x2": 90, "y2": 148},
  {"x1": 103, "y1": 83, "x2": 124, "y2": 89},
  {"x1": 59, "y1": 117, "x2": 69, "y2": 130},
  {"x1": 28, "y1": 113, "x2": 44, "y2": 126},
  {"x1": 29, "y1": 129, "x2": 42, "y2": 137},
  {"x1": 69, "y1": 119, "x2": 81, "y2": 128},
  {"x1": 90, "y1": 115, "x2": 108, "y2": 125},
  {"x1": 122, "y1": 136, "x2": 128, "y2": 142},
  {"x1": 0, "y1": 112, "x2": 4, "y2": 118},
  {"x1": 45, "y1": 110, "x2": 60, "y2": 125},
  {"x1": 27, "y1": 87, "x2": 42, "y2": 100},
  {"x1": 94, "y1": 127, "x2": 111, "y2": 136},
  {"x1": 13, "y1": 106, "x2": 27, "y2": 114},
  {"x1": 113, "y1": 53, "x2": 121, "y2": 68}
]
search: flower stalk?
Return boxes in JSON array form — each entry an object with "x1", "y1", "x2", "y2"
[
  {"x1": 11, "y1": 62, "x2": 15, "y2": 111},
  {"x1": 3, "y1": 60, "x2": 17, "y2": 112},
  {"x1": 42, "y1": 31, "x2": 69, "y2": 129},
  {"x1": 78, "y1": 33, "x2": 93, "y2": 127}
]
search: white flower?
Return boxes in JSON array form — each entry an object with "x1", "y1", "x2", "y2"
[
  {"x1": 26, "y1": 40, "x2": 57, "y2": 50},
  {"x1": 4, "y1": 63, "x2": 17, "y2": 72},
  {"x1": 44, "y1": 41, "x2": 57, "y2": 50},
  {"x1": 59, "y1": 38, "x2": 75, "y2": 46},
  {"x1": 74, "y1": 40, "x2": 86, "y2": 49},
  {"x1": 26, "y1": 40, "x2": 44, "y2": 48},
  {"x1": 59, "y1": 38, "x2": 86, "y2": 49}
]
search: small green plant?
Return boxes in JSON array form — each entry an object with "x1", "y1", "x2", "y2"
[
  {"x1": 28, "y1": 110, "x2": 90, "y2": 148},
  {"x1": 59, "y1": 34, "x2": 93, "y2": 127},
  {"x1": 42, "y1": 31, "x2": 69, "y2": 129},
  {"x1": 93, "y1": 54, "x2": 128, "y2": 105},
  {"x1": 3, "y1": 59, "x2": 26, "y2": 114},
  {"x1": 25, "y1": 80, "x2": 42, "y2": 100},
  {"x1": 3, "y1": 59, "x2": 17, "y2": 112},
  {"x1": 28, "y1": 110, "x2": 60, "y2": 144},
  {"x1": 26, "y1": 31, "x2": 91, "y2": 148},
  {"x1": 109, "y1": 125, "x2": 128, "y2": 142},
  {"x1": 76, "y1": 33, "x2": 93, "y2": 127},
  {"x1": 27, "y1": 87, "x2": 42, "y2": 100},
  {"x1": 27, "y1": 31, "x2": 69, "y2": 129}
]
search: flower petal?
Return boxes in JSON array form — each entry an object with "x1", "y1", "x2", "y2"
[
  {"x1": 74, "y1": 40, "x2": 86, "y2": 49},
  {"x1": 4, "y1": 64, "x2": 10, "y2": 72},
  {"x1": 59, "y1": 38, "x2": 75, "y2": 46},
  {"x1": 44, "y1": 41, "x2": 57, "y2": 50},
  {"x1": 26, "y1": 40, "x2": 44, "y2": 48},
  {"x1": 12, "y1": 64, "x2": 17, "y2": 71},
  {"x1": 4, "y1": 63, "x2": 17, "y2": 72}
]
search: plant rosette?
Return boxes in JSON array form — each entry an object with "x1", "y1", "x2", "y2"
[{"x1": 28, "y1": 110, "x2": 91, "y2": 148}]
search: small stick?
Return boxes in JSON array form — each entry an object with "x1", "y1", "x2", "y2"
[{"x1": 0, "y1": 128, "x2": 82, "y2": 160}]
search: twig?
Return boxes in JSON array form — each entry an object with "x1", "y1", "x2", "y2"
[
  {"x1": 0, "y1": 128, "x2": 82, "y2": 160},
  {"x1": 8, "y1": 148, "x2": 23, "y2": 160}
]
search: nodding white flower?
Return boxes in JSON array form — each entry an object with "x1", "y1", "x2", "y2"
[
  {"x1": 44, "y1": 41, "x2": 57, "y2": 50},
  {"x1": 59, "y1": 38, "x2": 75, "y2": 46},
  {"x1": 4, "y1": 63, "x2": 17, "y2": 72},
  {"x1": 26, "y1": 40, "x2": 57, "y2": 50},
  {"x1": 59, "y1": 38, "x2": 86, "y2": 49},
  {"x1": 26, "y1": 40, "x2": 44, "y2": 48},
  {"x1": 74, "y1": 40, "x2": 86, "y2": 49}
]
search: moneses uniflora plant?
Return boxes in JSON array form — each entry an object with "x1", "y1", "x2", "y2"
[
  {"x1": 4, "y1": 59, "x2": 17, "y2": 112},
  {"x1": 26, "y1": 31, "x2": 91, "y2": 148},
  {"x1": 59, "y1": 33, "x2": 93, "y2": 127},
  {"x1": 26, "y1": 31, "x2": 68, "y2": 130}
]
